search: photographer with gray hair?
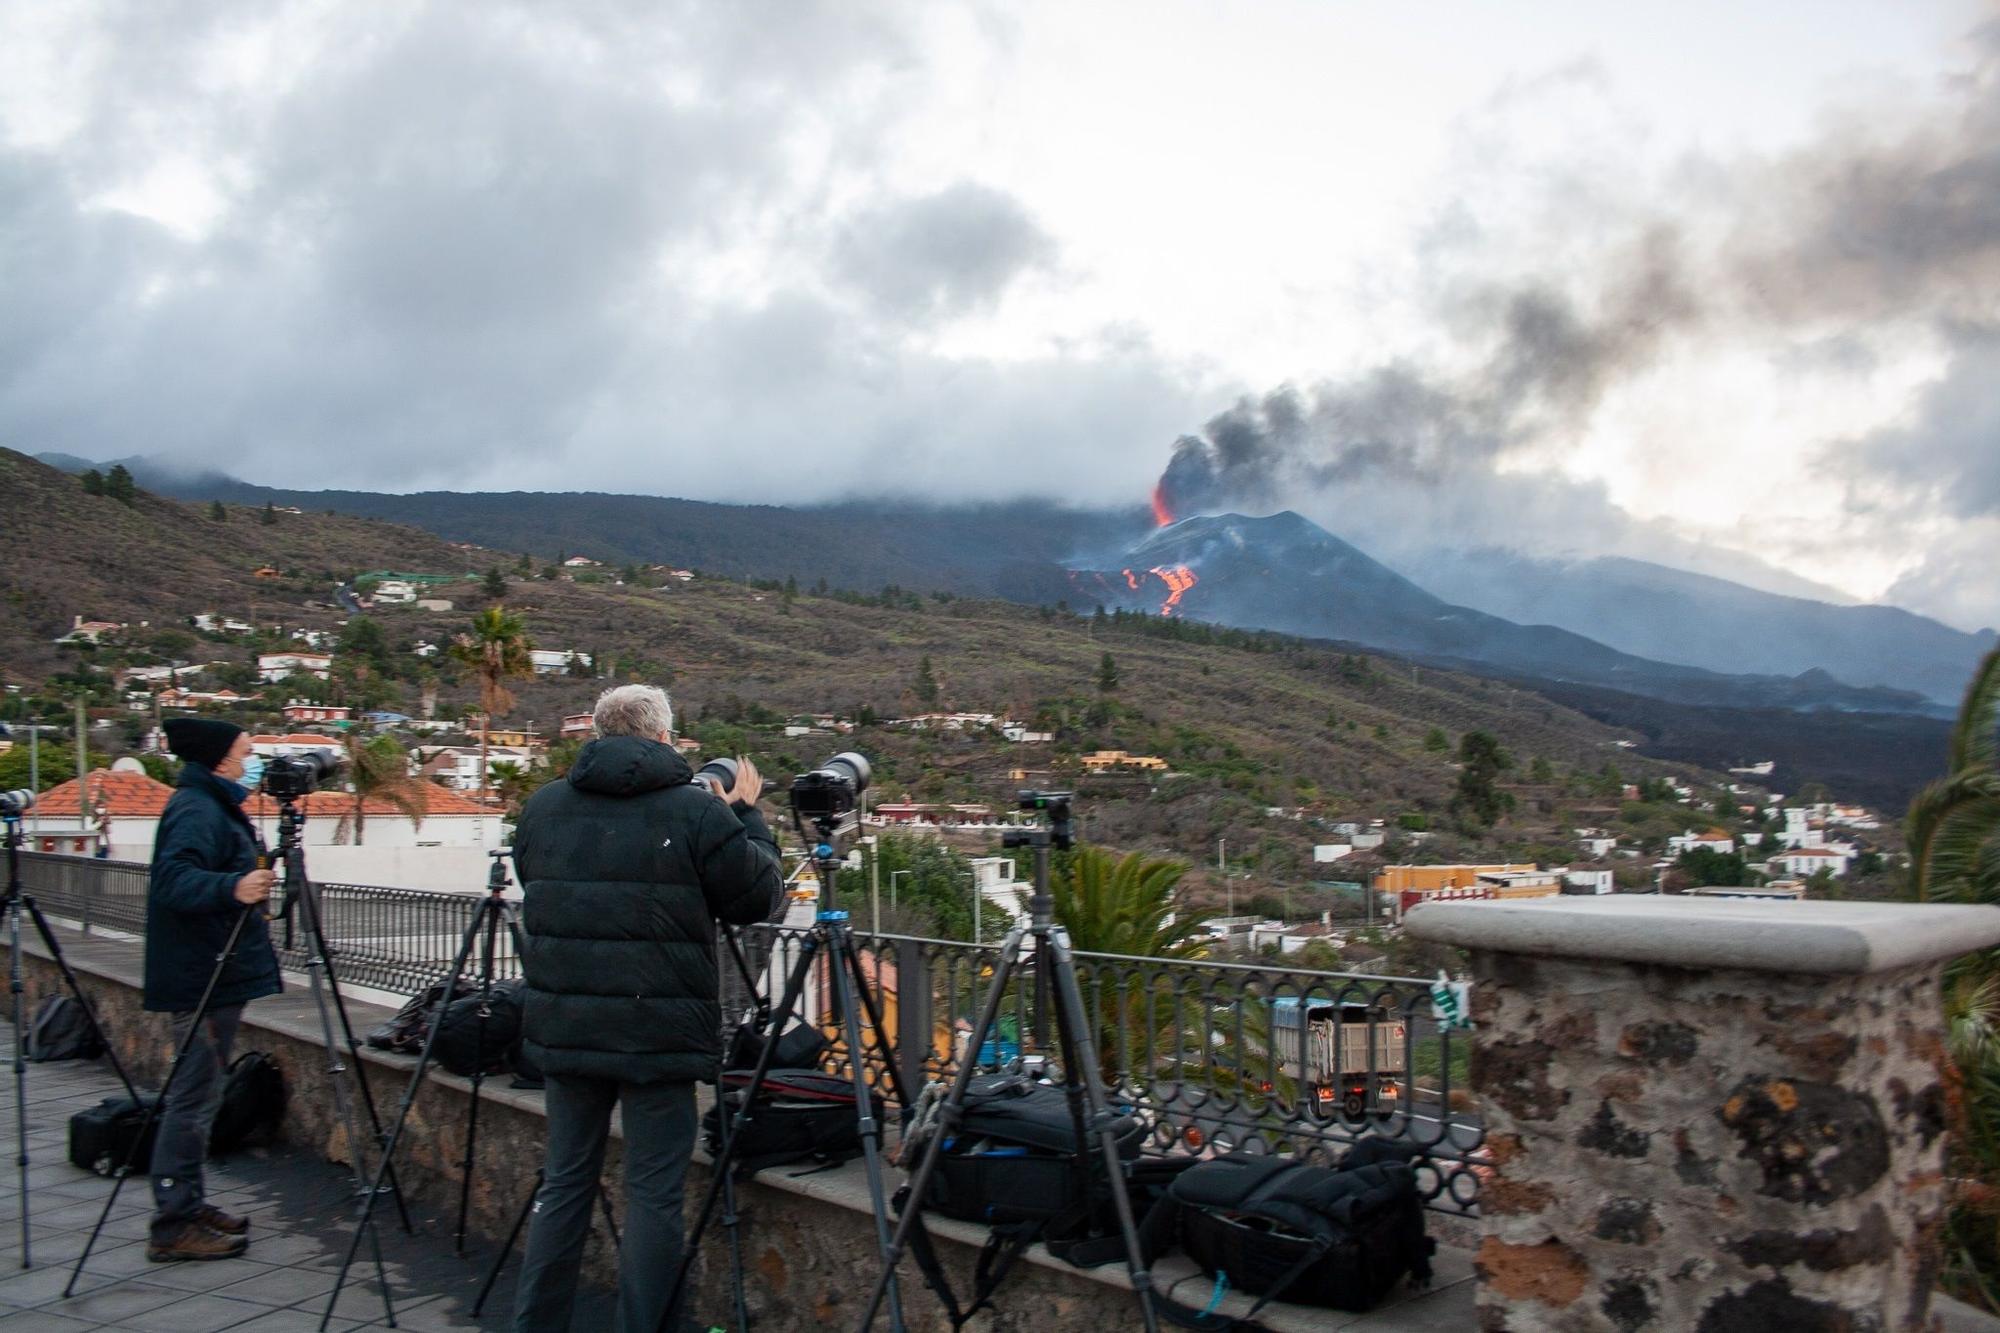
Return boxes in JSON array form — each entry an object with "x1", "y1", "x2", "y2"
[{"x1": 511, "y1": 683, "x2": 783, "y2": 1333}]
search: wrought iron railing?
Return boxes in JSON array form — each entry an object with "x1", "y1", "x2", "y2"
[
  {"x1": 727, "y1": 922, "x2": 1485, "y2": 1216},
  {"x1": 21, "y1": 853, "x2": 1482, "y2": 1214}
]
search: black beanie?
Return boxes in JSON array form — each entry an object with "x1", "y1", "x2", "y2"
[{"x1": 163, "y1": 718, "x2": 244, "y2": 770}]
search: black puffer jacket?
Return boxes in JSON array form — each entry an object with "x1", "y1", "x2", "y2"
[
  {"x1": 513, "y1": 736, "x2": 785, "y2": 1084},
  {"x1": 143, "y1": 764, "x2": 284, "y2": 1014}
]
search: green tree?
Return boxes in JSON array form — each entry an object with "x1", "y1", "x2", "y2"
[
  {"x1": 1097, "y1": 652, "x2": 1120, "y2": 694},
  {"x1": 1053, "y1": 847, "x2": 1210, "y2": 958},
  {"x1": 79, "y1": 469, "x2": 104, "y2": 496},
  {"x1": 912, "y1": 655, "x2": 941, "y2": 708},
  {"x1": 1905, "y1": 649, "x2": 2000, "y2": 1306},
  {"x1": 1423, "y1": 727, "x2": 1449, "y2": 753},
  {"x1": 1529, "y1": 755, "x2": 1555, "y2": 785},
  {"x1": 259, "y1": 501, "x2": 277, "y2": 525},
  {"x1": 448, "y1": 606, "x2": 535, "y2": 800},
  {"x1": 208, "y1": 500, "x2": 227, "y2": 522},
  {"x1": 486, "y1": 760, "x2": 534, "y2": 815},
  {"x1": 105, "y1": 464, "x2": 138, "y2": 505},
  {"x1": 1674, "y1": 846, "x2": 1751, "y2": 888},
  {"x1": 0, "y1": 741, "x2": 77, "y2": 792},
  {"x1": 483, "y1": 567, "x2": 507, "y2": 601},
  {"x1": 515, "y1": 551, "x2": 533, "y2": 574},
  {"x1": 338, "y1": 615, "x2": 392, "y2": 674},
  {"x1": 1453, "y1": 730, "x2": 1514, "y2": 826},
  {"x1": 335, "y1": 733, "x2": 428, "y2": 846}
]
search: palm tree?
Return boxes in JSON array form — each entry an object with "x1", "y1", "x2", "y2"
[
  {"x1": 335, "y1": 733, "x2": 430, "y2": 846},
  {"x1": 487, "y1": 760, "x2": 534, "y2": 815},
  {"x1": 1908, "y1": 648, "x2": 2000, "y2": 1307},
  {"x1": 1052, "y1": 847, "x2": 1212, "y2": 959},
  {"x1": 448, "y1": 607, "x2": 534, "y2": 801}
]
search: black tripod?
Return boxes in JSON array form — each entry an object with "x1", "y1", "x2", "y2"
[
  {"x1": 856, "y1": 794, "x2": 1159, "y2": 1332},
  {"x1": 663, "y1": 812, "x2": 915, "y2": 1333},
  {"x1": 470, "y1": 1167, "x2": 624, "y2": 1316},
  {"x1": 4, "y1": 804, "x2": 142, "y2": 1268},
  {"x1": 322, "y1": 848, "x2": 527, "y2": 1329}
]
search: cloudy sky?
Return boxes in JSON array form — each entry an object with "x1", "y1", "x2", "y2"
[{"x1": 3, "y1": 1, "x2": 1996, "y2": 630}]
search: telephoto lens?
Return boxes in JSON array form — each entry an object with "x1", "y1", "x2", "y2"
[
  {"x1": 788, "y1": 752, "x2": 872, "y2": 820},
  {"x1": 0, "y1": 789, "x2": 34, "y2": 818},
  {"x1": 692, "y1": 757, "x2": 741, "y2": 796},
  {"x1": 264, "y1": 752, "x2": 346, "y2": 799}
]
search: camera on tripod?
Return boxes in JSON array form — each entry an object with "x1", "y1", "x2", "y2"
[
  {"x1": 789, "y1": 751, "x2": 871, "y2": 822},
  {"x1": 691, "y1": 757, "x2": 742, "y2": 797},
  {"x1": 0, "y1": 789, "x2": 34, "y2": 819},
  {"x1": 1003, "y1": 789, "x2": 1074, "y2": 849},
  {"x1": 262, "y1": 752, "x2": 345, "y2": 800}
]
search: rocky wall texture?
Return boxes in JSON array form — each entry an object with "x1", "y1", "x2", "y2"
[{"x1": 1466, "y1": 950, "x2": 1951, "y2": 1333}]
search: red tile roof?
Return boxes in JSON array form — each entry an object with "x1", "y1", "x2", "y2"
[
  {"x1": 36, "y1": 770, "x2": 176, "y2": 817},
  {"x1": 242, "y1": 787, "x2": 494, "y2": 819}
]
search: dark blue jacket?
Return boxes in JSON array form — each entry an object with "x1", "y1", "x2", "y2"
[
  {"x1": 143, "y1": 764, "x2": 284, "y2": 1013},
  {"x1": 514, "y1": 736, "x2": 785, "y2": 1083}
]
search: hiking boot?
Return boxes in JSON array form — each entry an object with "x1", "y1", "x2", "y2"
[
  {"x1": 192, "y1": 1204, "x2": 249, "y2": 1236},
  {"x1": 147, "y1": 1224, "x2": 248, "y2": 1262}
]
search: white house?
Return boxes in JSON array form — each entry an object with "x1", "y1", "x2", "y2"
[
  {"x1": 258, "y1": 652, "x2": 333, "y2": 683},
  {"x1": 1563, "y1": 869, "x2": 1616, "y2": 895},
  {"x1": 969, "y1": 857, "x2": 1028, "y2": 920},
  {"x1": 528, "y1": 648, "x2": 592, "y2": 676},
  {"x1": 56, "y1": 616, "x2": 124, "y2": 645},
  {"x1": 1667, "y1": 828, "x2": 1736, "y2": 856},
  {"x1": 416, "y1": 598, "x2": 454, "y2": 612},
  {"x1": 372, "y1": 580, "x2": 418, "y2": 604},
  {"x1": 28, "y1": 766, "x2": 174, "y2": 859},
  {"x1": 1579, "y1": 836, "x2": 1618, "y2": 859},
  {"x1": 1001, "y1": 724, "x2": 1054, "y2": 743},
  {"x1": 1767, "y1": 846, "x2": 1853, "y2": 878},
  {"x1": 563, "y1": 555, "x2": 601, "y2": 568},
  {"x1": 419, "y1": 745, "x2": 539, "y2": 791},
  {"x1": 1313, "y1": 844, "x2": 1354, "y2": 863},
  {"x1": 249, "y1": 732, "x2": 345, "y2": 762},
  {"x1": 283, "y1": 702, "x2": 353, "y2": 724}
]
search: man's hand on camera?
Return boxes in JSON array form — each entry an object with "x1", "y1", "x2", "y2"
[
  {"x1": 721, "y1": 757, "x2": 763, "y2": 808},
  {"x1": 233, "y1": 868, "x2": 276, "y2": 906}
]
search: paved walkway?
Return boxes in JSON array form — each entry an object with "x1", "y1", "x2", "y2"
[{"x1": 0, "y1": 1044, "x2": 614, "y2": 1332}]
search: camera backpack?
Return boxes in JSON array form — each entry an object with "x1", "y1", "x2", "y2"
[
  {"x1": 209, "y1": 1050, "x2": 286, "y2": 1154},
  {"x1": 1140, "y1": 1142, "x2": 1435, "y2": 1327},
  {"x1": 895, "y1": 1075, "x2": 1189, "y2": 1330},
  {"x1": 25, "y1": 994, "x2": 104, "y2": 1062},
  {"x1": 702, "y1": 1069, "x2": 873, "y2": 1175},
  {"x1": 69, "y1": 1095, "x2": 158, "y2": 1178},
  {"x1": 431, "y1": 981, "x2": 525, "y2": 1078},
  {"x1": 366, "y1": 976, "x2": 478, "y2": 1054}
]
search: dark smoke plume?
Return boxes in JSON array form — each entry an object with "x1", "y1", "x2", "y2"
[{"x1": 1159, "y1": 11, "x2": 2000, "y2": 531}]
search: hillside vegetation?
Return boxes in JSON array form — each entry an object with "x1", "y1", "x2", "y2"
[{"x1": 0, "y1": 448, "x2": 1809, "y2": 896}]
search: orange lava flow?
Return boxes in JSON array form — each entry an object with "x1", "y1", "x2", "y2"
[
  {"x1": 1122, "y1": 569, "x2": 1140, "y2": 590},
  {"x1": 1148, "y1": 564, "x2": 1198, "y2": 616},
  {"x1": 1150, "y1": 482, "x2": 1174, "y2": 527}
]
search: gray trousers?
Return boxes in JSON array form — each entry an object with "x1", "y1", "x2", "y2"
[
  {"x1": 149, "y1": 1003, "x2": 243, "y2": 1241},
  {"x1": 514, "y1": 1075, "x2": 698, "y2": 1333}
]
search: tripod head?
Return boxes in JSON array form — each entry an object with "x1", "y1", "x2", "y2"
[
  {"x1": 485, "y1": 848, "x2": 513, "y2": 895},
  {"x1": 791, "y1": 809, "x2": 850, "y2": 915}
]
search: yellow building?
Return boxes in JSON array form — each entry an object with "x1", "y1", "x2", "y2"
[
  {"x1": 1080, "y1": 750, "x2": 1168, "y2": 773},
  {"x1": 1375, "y1": 864, "x2": 1540, "y2": 894}
]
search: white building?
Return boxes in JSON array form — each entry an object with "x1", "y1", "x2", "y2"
[
  {"x1": 249, "y1": 732, "x2": 345, "y2": 762},
  {"x1": 1563, "y1": 869, "x2": 1616, "y2": 895},
  {"x1": 1668, "y1": 828, "x2": 1736, "y2": 856},
  {"x1": 420, "y1": 745, "x2": 539, "y2": 791},
  {"x1": 969, "y1": 857, "x2": 1028, "y2": 920},
  {"x1": 1767, "y1": 847, "x2": 1853, "y2": 878},
  {"x1": 528, "y1": 648, "x2": 592, "y2": 676},
  {"x1": 258, "y1": 652, "x2": 333, "y2": 683},
  {"x1": 1313, "y1": 844, "x2": 1354, "y2": 863},
  {"x1": 1579, "y1": 836, "x2": 1618, "y2": 859},
  {"x1": 372, "y1": 580, "x2": 418, "y2": 604},
  {"x1": 1001, "y1": 724, "x2": 1053, "y2": 743}
]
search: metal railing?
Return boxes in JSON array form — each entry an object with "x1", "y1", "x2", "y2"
[
  {"x1": 20, "y1": 853, "x2": 1482, "y2": 1214},
  {"x1": 728, "y1": 922, "x2": 1485, "y2": 1216},
  {"x1": 17, "y1": 851, "x2": 517, "y2": 996}
]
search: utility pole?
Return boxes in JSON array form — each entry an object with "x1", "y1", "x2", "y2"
[
  {"x1": 971, "y1": 870, "x2": 981, "y2": 944},
  {"x1": 74, "y1": 695, "x2": 88, "y2": 791}
]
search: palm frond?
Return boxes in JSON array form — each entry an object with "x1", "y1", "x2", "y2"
[{"x1": 1950, "y1": 649, "x2": 2000, "y2": 778}]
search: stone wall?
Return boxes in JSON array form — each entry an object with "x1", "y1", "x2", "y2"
[
  {"x1": 1406, "y1": 896, "x2": 2000, "y2": 1333},
  {"x1": 1469, "y1": 953, "x2": 1948, "y2": 1332}
]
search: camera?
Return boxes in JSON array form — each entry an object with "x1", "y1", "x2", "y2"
[
  {"x1": 691, "y1": 757, "x2": 742, "y2": 797},
  {"x1": 1003, "y1": 789, "x2": 1075, "y2": 850},
  {"x1": 0, "y1": 789, "x2": 33, "y2": 819},
  {"x1": 263, "y1": 753, "x2": 345, "y2": 800},
  {"x1": 789, "y1": 752, "x2": 871, "y2": 822}
]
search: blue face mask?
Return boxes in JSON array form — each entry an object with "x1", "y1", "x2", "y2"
[{"x1": 239, "y1": 755, "x2": 267, "y2": 790}]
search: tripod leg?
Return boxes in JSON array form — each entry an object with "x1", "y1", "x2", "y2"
[
  {"x1": 853, "y1": 924, "x2": 1029, "y2": 1332},
  {"x1": 823, "y1": 925, "x2": 907, "y2": 1333},
  {"x1": 1045, "y1": 930, "x2": 1157, "y2": 1333},
  {"x1": 66, "y1": 906, "x2": 258, "y2": 1297},
  {"x1": 840, "y1": 944, "x2": 916, "y2": 1114},
  {"x1": 663, "y1": 930, "x2": 824, "y2": 1327},
  {"x1": 455, "y1": 899, "x2": 504, "y2": 1254},
  {"x1": 11, "y1": 896, "x2": 30, "y2": 1267},
  {"x1": 306, "y1": 896, "x2": 416, "y2": 1236},
  {"x1": 320, "y1": 892, "x2": 492, "y2": 1331},
  {"x1": 713, "y1": 1069, "x2": 751, "y2": 1333},
  {"x1": 23, "y1": 896, "x2": 141, "y2": 1103},
  {"x1": 472, "y1": 1167, "x2": 542, "y2": 1318}
]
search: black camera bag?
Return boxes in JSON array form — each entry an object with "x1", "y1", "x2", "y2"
[
  {"x1": 726, "y1": 1019, "x2": 829, "y2": 1074},
  {"x1": 702, "y1": 1069, "x2": 871, "y2": 1175},
  {"x1": 431, "y1": 981, "x2": 525, "y2": 1078},
  {"x1": 1141, "y1": 1142, "x2": 1434, "y2": 1327},
  {"x1": 209, "y1": 1051, "x2": 286, "y2": 1154},
  {"x1": 895, "y1": 1075, "x2": 1180, "y2": 1331},
  {"x1": 366, "y1": 976, "x2": 477, "y2": 1054},
  {"x1": 69, "y1": 1095, "x2": 158, "y2": 1178},
  {"x1": 920, "y1": 1074, "x2": 1146, "y2": 1224},
  {"x1": 26, "y1": 994, "x2": 105, "y2": 1062}
]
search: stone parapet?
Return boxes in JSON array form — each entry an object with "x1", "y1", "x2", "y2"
[{"x1": 1407, "y1": 896, "x2": 2000, "y2": 1333}]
